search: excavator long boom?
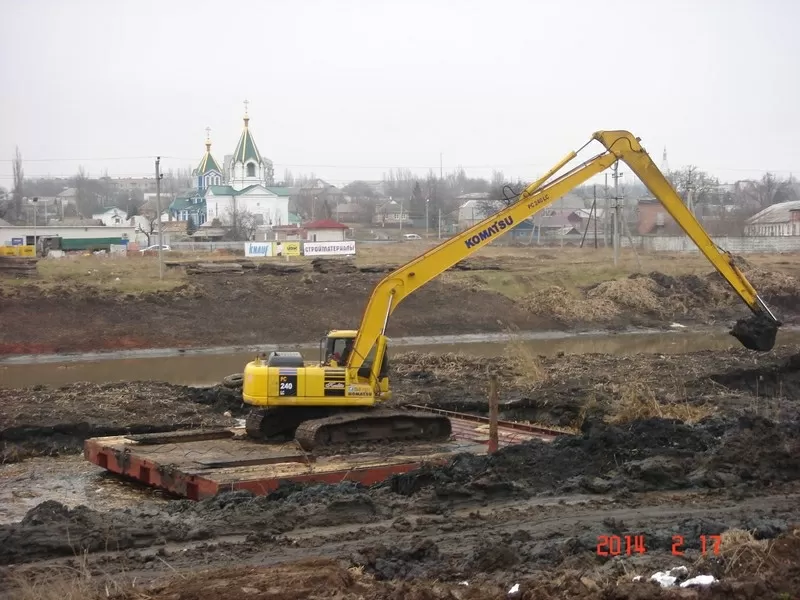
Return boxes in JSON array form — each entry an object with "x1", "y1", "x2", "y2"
[{"x1": 346, "y1": 130, "x2": 781, "y2": 385}]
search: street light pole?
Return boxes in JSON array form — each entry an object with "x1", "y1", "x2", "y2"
[
  {"x1": 426, "y1": 198, "x2": 429, "y2": 238},
  {"x1": 32, "y1": 197, "x2": 38, "y2": 255},
  {"x1": 155, "y1": 157, "x2": 164, "y2": 280}
]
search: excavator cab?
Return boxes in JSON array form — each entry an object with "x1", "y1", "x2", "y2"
[
  {"x1": 322, "y1": 330, "x2": 355, "y2": 367},
  {"x1": 322, "y1": 330, "x2": 391, "y2": 399}
]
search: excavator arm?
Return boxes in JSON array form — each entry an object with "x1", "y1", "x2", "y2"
[{"x1": 346, "y1": 130, "x2": 781, "y2": 387}]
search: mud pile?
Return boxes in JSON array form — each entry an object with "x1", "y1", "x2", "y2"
[
  {"x1": 387, "y1": 413, "x2": 800, "y2": 499},
  {"x1": 390, "y1": 346, "x2": 800, "y2": 427},
  {"x1": 0, "y1": 382, "x2": 242, "y2": 462},
  {"x1": 518, "y1": 268, "x2": 800, "y2": 326},
  {"x1": 387, "y1": 417, "x2": 716, "y2": 498},
  {"x1": 0, "y1": 482, "x2": 392, "y2": 565}
]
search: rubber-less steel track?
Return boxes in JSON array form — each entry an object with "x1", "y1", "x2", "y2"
[{"x1": 293, "y1": 409, "x2": 452, "y2": 451}]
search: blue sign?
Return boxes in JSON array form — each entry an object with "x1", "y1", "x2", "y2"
[{"x1": 11, "y1": 238, "x2": 23, "y2": 246}]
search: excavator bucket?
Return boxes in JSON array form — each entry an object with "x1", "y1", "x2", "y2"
[{"x1": 729, "y1": 313, "x2": 779, "y2": 352}]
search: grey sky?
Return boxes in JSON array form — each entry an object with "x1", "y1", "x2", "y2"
[{"x1": 1, "y1": 0, "x2": 798, "y2": 188}]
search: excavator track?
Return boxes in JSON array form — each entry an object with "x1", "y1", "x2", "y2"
[
  {"x1": 293, "y1": 409, "x2": 453, "y2": 452},
  {"x1": 245, "y1": 406, "x2": 338, "y2": 441}
]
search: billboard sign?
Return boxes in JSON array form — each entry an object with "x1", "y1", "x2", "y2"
[
  {"x1": 244, "y1": 242, "x2": 273, "y2": 257},
  {"x1": 303, "y1": 241, "x2": 356, "y2": 256},
  {"x1": 274, "y1": 241, "x2": 302, "y2": 256}
]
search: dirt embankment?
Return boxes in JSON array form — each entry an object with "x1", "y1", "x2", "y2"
[
  {"x1": 0, "y1": 260, "x2": 552, "y2": 355},
  {"x1": 2, "y1": 256, "x2": 799, "y2": 356},
  {"x1": 521, "y1": 265, "x2": 800, "y2": 327}
]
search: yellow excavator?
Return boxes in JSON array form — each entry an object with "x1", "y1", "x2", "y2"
[{"x1": 242, "y1": 130, "x2": 781, "y2": 450}]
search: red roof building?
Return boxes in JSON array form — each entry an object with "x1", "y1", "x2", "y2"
[{"x1": 302, "y1": 219, "x2": 349, "y2": 242}]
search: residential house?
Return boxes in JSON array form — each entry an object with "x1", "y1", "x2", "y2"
[
  {"x1": 535, "y1": 210, "x2": 582, "y2": 237},
  {"x1": 744, "y1": 200, "x2": 800, "y2": 236},
  {"x1": 457, "y1": 194, "x2": 499, "y2": 229},
  {"x1": 303, "y1": 219, "x2": 349, "y2": 242},
  {"x1": 373, "y1": 200, "x2": 411, "y2": 227},
  {"x1": 293, "y1": 179, "x2": 345, "y2": 219},
  {"x1": 92, "y1": 207, "x2": 128, "y2": 226},
  {"x1": 334, "y1": 202, "x2": 371, "y2": 224},
  {"x1": 636, "y1": 198, "x2": 682, "y2": 235}
]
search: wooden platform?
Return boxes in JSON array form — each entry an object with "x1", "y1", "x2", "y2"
[{"x1": 84, "y1": 407, "x2": 563, "y2": 500}]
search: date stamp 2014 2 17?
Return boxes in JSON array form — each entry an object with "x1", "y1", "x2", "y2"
[{"x1": 596, "y1": 534, "x2": 723, "y2": 557}]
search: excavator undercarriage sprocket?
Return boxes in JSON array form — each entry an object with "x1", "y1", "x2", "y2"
[{"x1": 244, "y1": 406, "x2": 452, "y2": 451}]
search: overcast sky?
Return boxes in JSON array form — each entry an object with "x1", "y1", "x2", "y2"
[{"x1": 1, "y1": 0, "x2": 798, "y2": 189}]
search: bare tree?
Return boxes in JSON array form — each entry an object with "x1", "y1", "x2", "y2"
[
  {"x1": 477, "y1": 171, "x2": 527, "y2": 217},
  {"x1": 342, "y1": 180, "x2": 376, "y2": 205},
  {"x1": 135, "y1": 215, "x2": 158, "y2": 246},
  {"x1": 225, "y1": 206, "x2": 258, "y2": 240},
  {"x1": 667, "y1": 165, "x2": 719, "y2": 206},
  {"x1": 8, "y1": 146, "x2": 24, "y2": 223},
  {"x1": 73, "y1": 166, "x2": 90, "y2": 217}
]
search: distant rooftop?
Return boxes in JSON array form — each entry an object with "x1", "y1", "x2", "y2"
[{"x1": 746, "y1": 200, "x2": 800, "y2": 225}]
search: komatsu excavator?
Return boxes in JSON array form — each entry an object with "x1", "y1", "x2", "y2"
[{"x1": 242, "y1": 130, "x2": 782, "y2": 451}]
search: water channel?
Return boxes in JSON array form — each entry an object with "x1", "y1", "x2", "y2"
[{"x1": 3, "y1": 326, "x2": 800, "y2": 388}]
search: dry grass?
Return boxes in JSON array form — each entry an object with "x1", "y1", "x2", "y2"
[
  {"x1": 692, "y1": 527, "x2": 786, "y2": 577},
  {"x1": 7, "y1": 553, "x2": 142, "y2": 600},
  {"x1": 518, "y1": 285, "x2": 619, "y2": 322},
  {"x1": 502, "y1": 325, "x2": 546, "y2": 389},
  {"x1": 2, "y1": 255, "x2": 185, "y2": 294},
  {"x1": 606, "y1": 380, "x2": 714, "y2": 425},
  {"x1": 6, "y1": 243, "x2": 800, "y2": 301}
]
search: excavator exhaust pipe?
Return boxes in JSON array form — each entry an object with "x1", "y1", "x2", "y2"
[{"x1": 729, "y1": 313, "x2": 780, "y2": 352}]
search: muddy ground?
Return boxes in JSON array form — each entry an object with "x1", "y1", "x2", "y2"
[
  {"x1": 3, "y1": 345, "x2": 798, "y2": 463},
  {"x1": 2, "y1": 255, "x2": 799, "y2": 355},
  {"x1": 2, "y1": 346, "x2": 800, "y2": 597},
  {"x1": 0, "y1": 382, "x2": 242, "y2": 462}
]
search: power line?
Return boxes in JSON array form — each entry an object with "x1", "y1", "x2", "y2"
[{"x1": 0, "y1": 156, "x2": 795, "y2": 177}]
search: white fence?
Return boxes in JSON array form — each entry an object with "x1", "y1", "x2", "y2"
[{"x1": 621, "y1": 235, "x2": 800, "y2": 254}]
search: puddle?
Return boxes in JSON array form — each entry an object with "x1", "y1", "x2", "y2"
[{"x1": 0, "y1": 455, "x2": 171, "y2": 525}]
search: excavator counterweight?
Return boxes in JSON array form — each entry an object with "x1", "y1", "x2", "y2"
[{"x1": 241, "y1": 129, "x2": 781, "y2": 449}]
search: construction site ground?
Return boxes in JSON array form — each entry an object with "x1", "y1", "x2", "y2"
[
  {"x1": 2, "y1": 246, "x2": 800, "y2": 355},
  {"x1": 3, "y1": 345, "x2": 800, "y2": 598}
]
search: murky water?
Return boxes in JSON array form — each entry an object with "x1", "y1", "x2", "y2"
[
  {"x1": 3, "y1": 326, "x2": 799, "y2": 388},
  {"x1": 0, "y1": 455, "x2": 171, "y2": 525}
]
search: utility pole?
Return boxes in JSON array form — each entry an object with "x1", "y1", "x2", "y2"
[
  {"x1": 32, "y1": 197, "x2": 38, "y2": 255},
  {"x1": 438, "y1": 208, "x2": 441, "y2": 239},
  {"x1": 593, "y1": 184, "x2": 598, "y2": 248},
  {"x1": 612, "y1": 162, "x2": 620, "y2": 266},
  {"x1": 425, "y1": 198, "x2": 429, "y2": 238},
  {"x1": 155, "y1": 157, "x2": 164, "y2": 280},
  {"x1": 439, "y1": 153, "x2": 443, "y2": 180},
  {"x1": 604, "y1": 173, "x2": 610, "y2": 247}
]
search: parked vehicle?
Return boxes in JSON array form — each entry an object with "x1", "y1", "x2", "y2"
[{"x1": 139, "y1": 244, "x2": 171, "y2": 254}]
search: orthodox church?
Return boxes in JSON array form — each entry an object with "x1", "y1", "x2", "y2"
[{"x1": 169, "y1": 103, "x2": 290, "y2": 234}]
